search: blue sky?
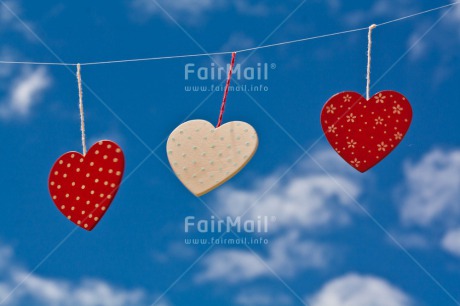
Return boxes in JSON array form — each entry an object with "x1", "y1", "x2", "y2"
[{"x1": 1, "y1": 0, "x2": 460, "y2": 305}]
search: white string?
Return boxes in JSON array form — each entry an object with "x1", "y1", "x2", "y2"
[
  {"x1": 366, "y1": 24, "x2": 377, "y2": 100},
  {"x1": 0, "y1": 1, "x2": 458, "y2": 67},
  {"x1": 76, "y1": 63, "x2": 87, "y2": 155}
]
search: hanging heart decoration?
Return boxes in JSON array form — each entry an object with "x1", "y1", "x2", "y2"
[
  {"x1": 48, "y1": 140, "x2": 125, "y2": 230},
  {"x1": 321, "y1": 91, "x2": 412, "y2": 172},
  {"x1": 167, "y1": 53, "x2": 257, "y2": 196},
  {"x1": 167, "y1": 120, "x2": 258, "y2": 196}
]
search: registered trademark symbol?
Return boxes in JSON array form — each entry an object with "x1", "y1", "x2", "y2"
[{"x1": 270, "y1": 63, "x2": 276, "y2": 69}]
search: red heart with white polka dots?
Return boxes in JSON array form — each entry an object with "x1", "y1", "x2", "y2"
[
  {"x1": 321, "y1": 91, "x2": 412, "y2": 172},
  {"x1": 48, "y1": 140, "x2": 125, "y2": 231}
]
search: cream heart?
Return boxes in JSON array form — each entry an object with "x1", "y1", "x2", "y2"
[{"x1": 166, "y1": 120, "x2": 258, "y2": 196}]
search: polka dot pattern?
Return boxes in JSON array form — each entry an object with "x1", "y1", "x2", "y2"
[
  {"x1": 321, "y1": 91, "x2": 412, "y2": 172},
  {"x1": 167, "y1": 120, "x2": 258, "y2": 196},
  {"x1": 48, "y1": 140, "x2": 125, "y2": 231}
]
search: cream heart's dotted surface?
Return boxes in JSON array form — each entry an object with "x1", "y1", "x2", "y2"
[
  {"x1": 167, "y1": 120, "x2": 258, "y2": 196},
  {"x1": 48, "y1": 140, "x2": 125, "y2": 231}
]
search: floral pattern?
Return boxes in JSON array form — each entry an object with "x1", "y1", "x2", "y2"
[
  {"x1": 347, "y1": 139, "x2": 357, "y2": 148},
  {"x1": 393, "y1": 104, "x2": 403, "y2": 115},
  {"x1": 377, "y1": 142, "x2": 388, "y2": 152},
  {"x1": 326, "y1": 104, "x2": 336, "y2": 114},
  {"x1": 327, "y1": 125, "x2": 337, "y2": 133},
  {"x1": 350, "y1": 158, "x2": 361, "y2": 168},
  {"x1": 374, "y1": 93, "x2": 386, "y2": 103},
  {"x1": 346, "y1": 113, "x2": 356, "y2": 123},
  {"x1": 321, "y1": 91, "x2": 412, "y2": 172}
]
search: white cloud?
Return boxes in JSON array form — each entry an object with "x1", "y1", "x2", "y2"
[
  {"x1": 0, "y1": 66, "x2": 52, "y2": 119},
  {"x1": 0, "y1": 48, "x2": 17, "y2": 78},
  {"x1": 405, "y1": 1, "x2": 460, "y2": 65},
  {"x1": 220, "y1": 33, "x2": 255, "y2": 53},
  {"x1": 0, "y1": 1, "x2": 23, "y2": 33},
  {"x1": 215, "y1": 149, "x2": 362, "y2": 232},
  {"x1": 131, "y1": 0, "x2": 224, "y2": 21},
  {"x1": 130, "y1": 0, "x2": 274, "y2": 24},
  {"x1": 397, "y1": 148, "x2": 460, "y2": 257},
  {"x1": 235, "y1": 289, "x2": 293, "y2": 306},
  {"x1": 442, "y1": 228, "x2": 460, "y2": 257},
  {"x1": 0, "y1": 242, "x2": 170, "y2": 306},
  {"x1": 399, "y1": 149, "x2": 460, "y2": 229},
  {"x1": 152, "y1": 242, "x2": 197, "y2": 263},
  {"x1": 195, "y1": 149, "x2": 362, "y2": 285},
  {"x1": 325, "y1": 0, "x2": 341, "y2": 13},
  {"x1": 406, "y1": 18, "x2": 458, "y2": 65},
  {"x1": 213, "y1": 33, "x2": 260, "y2": 66},
  {"x1": 195, "y1": 249, "x2": 266, "y2": 284},
  {"x1": 343, "y1": 0, "x2": 416, "y2": 26},
  {"x1": 9, "y1": 273, "x2": 145, "y2": 306},
  {"x1": 0, "y1": 244, "x2": 13, "y2": 268},
  {"x1": 389, "y1": 232, "x2": 430, "y2": 250},
  {"x1": 401, "y1": 1, "x2": 460, "y2": 87},
  {"x1": 195, "y1": 231, "x2": 331, "y2": 284},
  {"x1": 447, "y1": 0, "x2": 460, "y2": 26},
  {"x1": 407, "y1": 26, "x2": 429, "y2": 62},
  {"x1": 0, "y1": 1, "x2": 37, "y2": 40},
  {"x1": 0, "y1": 49, "x2": 52, "y2": 114},
  {"x1": 267, "y1": 231, "x2": 331, "y2": 276},
  {"x1": 330, "y1": 0, "x2": 460, "y2": 66},
  {"x1": 0, "y1": 1, "x2": 17, "y2": 25},
  {"x1": 233, "y1": 0, "x2": 270, "y2": 16},
  {"x1": 308, "y1": 274, "x2": 415, "y2": 306}
]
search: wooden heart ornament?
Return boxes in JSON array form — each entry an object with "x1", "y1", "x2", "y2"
[
  {"x1": 321, "y1": 91, "x2": 412, "y2": 172},
  {"x1": 48, "y1": 140, "x2": 125, "y2": 231},
  {"x1": 167, "y1": 120, "x2": 258, "y2": 196}
]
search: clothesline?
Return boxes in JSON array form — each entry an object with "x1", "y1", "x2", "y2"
[{"x1": 0, "y1": 1, "x2": 458, "y2": 67}]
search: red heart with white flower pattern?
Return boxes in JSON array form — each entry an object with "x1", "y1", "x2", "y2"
[
  {"x1": 321, "y1": 91, "x2": 412, "y2": 172},
  {"x1": 48, "y1": 140, "x2": 125, "y2": 231}
]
